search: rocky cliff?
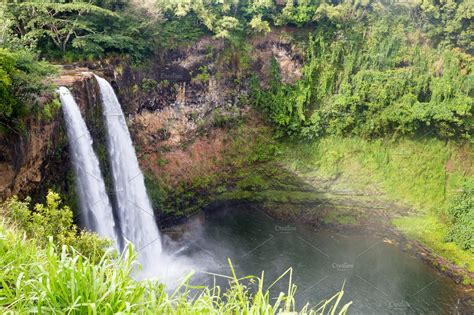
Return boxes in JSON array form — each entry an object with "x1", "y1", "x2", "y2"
[
  {"x1": 0, "y1": 29, "x2": 304, "y2": 209},
  {"x1": 0, "y1": 68, "x2": 112, "y2": 209}
]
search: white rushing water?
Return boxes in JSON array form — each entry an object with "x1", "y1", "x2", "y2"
[
  {"x1": 58, "y1": 87, "x2": 118, "y2": 245},
  {"x1": 94, "y1": 75, "x2": 162, "y2": 268}
]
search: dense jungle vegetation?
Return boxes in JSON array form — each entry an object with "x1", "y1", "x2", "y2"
[
  {"x1": 1, "y1": 0, "x2": 472, "y2": 137},
  {"x1": 0, "y1": 0, "x2": 473, "y2": 313}
]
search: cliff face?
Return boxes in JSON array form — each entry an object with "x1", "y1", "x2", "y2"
[
  {"x1": 0, "y1": 30, "x2": 303, "y2": 205},
  {"x1": 0, "y1": 69, "x2": 105, "y2": 207},
  {"x1": 97, "y1": 30, "x2": 303, "y2": 115},
  {"x1": 0, "y1": 83, "x2": 70, "y2": 202},
  {"x1": 0, "y1": 117, "x2": 59, "y2": 200}
]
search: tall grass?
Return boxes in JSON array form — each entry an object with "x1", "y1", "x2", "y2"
[{"x1": 0, "y1": 221, "x2": 351, "y2": 314}]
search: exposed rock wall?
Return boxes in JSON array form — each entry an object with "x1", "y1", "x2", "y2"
[
  {"x1": 0, "y1": 97, "x2": 69, "y2": 202},
  {"x1": 0, "y1": 29, "x2": 304, "y2": 206},
  {"x1": 0, "y1": 115, "x2": 63, "y2": 200},
  {"x1": 0, "y1": 70, "x2": 104, "y2": 206},
  {"x1": 91, "y1": 29, "x2": 303, "y2": 115}
]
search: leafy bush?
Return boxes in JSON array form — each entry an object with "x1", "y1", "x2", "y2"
[
  {"x1": 40, "y1": 97, "x2": 61, "y2": 121},
  {"x1": 237, "y1": 174, "x2": 270, "y2": 191},
  {"x1": 192, "y1": 65, "x2": 210, "y2": 84},
  {"x1": 0, "y1": 191, "x2": 110, "y2": 262},
  {"x1": 418, "y1": 0, "x2": 474, "y2": 54},
  {"x1": 446, "y1": 180, "x2": 474, "y2": 252},
  {"x1": 142, "y1": 78, "x2": 158, "y2": 92},
  {"x1": 210, "y1": 108, "x2": 241, "y2": 129},
  {"x1": 0, "y1": 48, "x2": 56, "y2": 133}
]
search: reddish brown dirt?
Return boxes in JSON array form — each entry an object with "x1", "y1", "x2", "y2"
[
  {"x1": 131, "y1": 107, "x2": 238, "y2": 185},
  {"x1": 142, "y1": 129, "x2": 230, "y2": 185},
  {"x1": 445, "y1": 144, "x2": 474, "y2": 176}
]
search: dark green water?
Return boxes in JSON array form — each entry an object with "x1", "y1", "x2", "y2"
[{"x1": 167, "y1": 204, "x2": 473, "y2": 314}]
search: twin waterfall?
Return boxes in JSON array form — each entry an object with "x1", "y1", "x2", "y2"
[{"x1": 59, "y1": 76, "x2": 161, "y2": 269}]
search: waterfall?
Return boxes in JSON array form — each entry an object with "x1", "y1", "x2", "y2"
[
  {"x1": 94, "y1": 75, "x2": 162, "y2": 267},
  {"x1": 58, "y1": 87, "x2": 118, "y2": 245}
]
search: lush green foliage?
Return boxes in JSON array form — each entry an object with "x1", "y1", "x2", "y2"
[
  {"x1": 156, "y1": 0, "x2": 472, "y2": 52},
  {"x1": 4, "y1": 1, "x2": 115, "y2": 52},
  {"x1": 0, "y1": 217, "x2": 350, "y2": 314},
  {"x1": 251, "y1": 5, "x2": 474, "y2": 140},
  {"x1": 151, "y1": 1, "x2": 473, "y2": 140},
  {"x1": 417, "y1": 0, "x2": 474, "y2": 54},
  {"x1": 1, "y1": 0, "x2": 164, "y2": 61},
  {"x1": 446, "y1": 179, "x2": 474, "y2": 252},
  {"x1": 0, "y1": 48, "x2": 56, "y2": 133},
  {"x1": 3, "y1": 0, "x2": 472, "y2": 58},
  {"x1": 0, "y1": 191, "x2": 110, "y2": 262}
]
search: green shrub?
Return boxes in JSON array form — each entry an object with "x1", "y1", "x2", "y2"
[
  {"x1": 0, "y1": 191, "x2": 110, "y2": 262},
  {"x1": 0, "y1": 48, "x2": 56, "y2": 133},
  {"x1": 446, "y1": 180, "x2": 474, "y2": 252},
  {"x1": 210, "y1": 108, "x2": 238, "y2": 129},
  {"x1": 40, "y1": 98, "x2": 61, "y2": 121},
  {"x1": 237, "y1": 174, "x2": 270, "y2": 191},
  {"x1": 142, "y1": 78, "x2": 158, "y2": 92},
  {"x1": 192, "y1": 65, "x2": 210, "y2": 84}
]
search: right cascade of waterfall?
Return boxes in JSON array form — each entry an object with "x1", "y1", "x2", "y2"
[
  {"x1": 58, "y1": 87, "x2": 118, "y2": 245},
  {"x1": 94, "y1": 75, "x2": 162, "y2": 267}
]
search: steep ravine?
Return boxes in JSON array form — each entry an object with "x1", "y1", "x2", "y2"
[{"x1": 0, "y1": 32, "x2": 472, "y2": 289}]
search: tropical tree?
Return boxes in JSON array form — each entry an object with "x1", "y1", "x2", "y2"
[{"x1": 4, "y1": 1, "x2": 115, "y2": 52}]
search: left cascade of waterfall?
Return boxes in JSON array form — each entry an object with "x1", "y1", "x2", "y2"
[{"x1": 58, "y1": 86, "x2": 118, "y2": 246}]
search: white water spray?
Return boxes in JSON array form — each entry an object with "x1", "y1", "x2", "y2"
[
  {"x1": 94, "y1": 75, "x2": 162, "y2": 268},
  {"x1": 58, "y1": 87, "x2": 118, "y2": 245}
]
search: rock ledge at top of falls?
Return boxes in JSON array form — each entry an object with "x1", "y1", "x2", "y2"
[{"x1": 53, "y1": 67, "x2": 95, "y2": 87}]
